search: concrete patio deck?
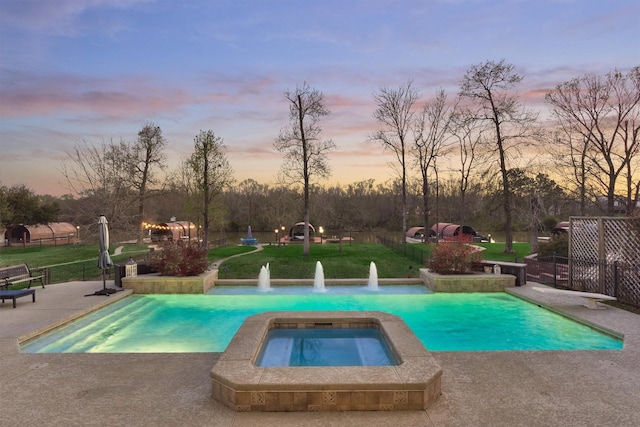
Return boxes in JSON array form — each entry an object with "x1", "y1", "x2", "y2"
[{"x1": 2, "y1": 280, "x2": 639, "y2": 426}]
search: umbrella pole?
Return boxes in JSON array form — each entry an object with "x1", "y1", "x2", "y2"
[{"x1": 86, "y1": 215, "x2": 120, "y2": 297}]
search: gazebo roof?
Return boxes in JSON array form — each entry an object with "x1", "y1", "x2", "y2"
[{"x1": 19, "y1": 223, "x2": 77, "y2": 240}]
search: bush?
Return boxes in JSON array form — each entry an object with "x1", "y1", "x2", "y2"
[
  {"x1": 150, "y1": 241, "x2": 209, "y2": 276},
  {"x1": 537, "y1": 233, "x2": 568, "y2": 257},
  {"x1": 427, "y1": 239, "x2": 482, "y2": 274}
]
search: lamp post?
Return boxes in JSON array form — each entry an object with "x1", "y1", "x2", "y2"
[
  {"x1": 275, "y1": 229, "x2": 279, "y2": 246},
  {"x1": 76, "y1": 225, "x2": 80, "y2": 241},
  {"x1": 319, "y1": 226, "x2": 324, "y2": 244}
]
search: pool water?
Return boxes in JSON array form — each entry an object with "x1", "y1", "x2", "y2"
[
  {"x1": 21, "y1": 287, "x2": 623, "y2": 353},
  {"x1": 256, "y1": 328, "x2": 398, "y2": 367}
]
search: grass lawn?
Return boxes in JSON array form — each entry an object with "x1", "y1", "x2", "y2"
[
  {"x1": 207, "y1": 245, "x2": 256, "y2": 262},
  {"x1": 475, "y1": 242, "x2": 531, "y2": 262},
  {"x1": 0, "y1": 243, "x2": 150, "y2": 268},
  {"x1": 217, "y1": 243, "x2": 422, "y2": 279},
  {"x1": 3, "y1": 241, "x2": 531, "y2": 283}
]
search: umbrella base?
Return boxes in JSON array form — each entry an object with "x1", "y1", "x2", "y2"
[{"x1": 85, "y1": 288, "x2": 119, "y2": 297}]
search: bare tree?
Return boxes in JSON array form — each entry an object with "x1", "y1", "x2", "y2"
[
  {"x1": 449, "y1": 105, "x2": 487, "y2": 222},
  {"x1": 370, "y1": 80, "x2": 419, "y2": 243},
  {"x1": 412, "y1": 88, "x2": 455, "y2": 241},
  {"x1": 234, "y1": 179, "x2": 270, "y2": 229},
  {"x1": 163, "y1": 159, "x2": 200, "y2": 228},
  {"x1": 132, "y1": 123, "x2": 167, "y2": 243},
  {"x1": 274, "y1": 82, "x2": 335, "y2": 256},
  {"x1": 62, "y1": 139, "x2": 138, "y2": 238},
  {"x1": 459, "y1": 60, "x2": 540, "y2": 253},
  {"x1": 548, "y1": 124, "x2": 593, "y2": 216},
  {"x1": 546, "y1": 67, "x2": 640, "y2": 215},
  {"x1": 187, "y1": 130, "x2": 234, "y2": 248}
]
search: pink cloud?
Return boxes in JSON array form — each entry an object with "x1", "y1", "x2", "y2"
[{"x1": 0, "y1": 70, "x2": 193, "y2": 119}]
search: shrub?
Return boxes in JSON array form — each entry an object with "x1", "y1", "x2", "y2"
[
  {"x1": 427, "y1": 239, "x2": 482, "y2": 274},
  {"x1": 150, "y1": 241, "x2": 209, "y2": 276},
  {"x1": 537, "y1": 233, "x2": 568, "y2": 257}
]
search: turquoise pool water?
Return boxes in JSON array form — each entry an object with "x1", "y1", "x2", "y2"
[{"x1": 21, "y1": 286, "x2": 623, "y2": 353}]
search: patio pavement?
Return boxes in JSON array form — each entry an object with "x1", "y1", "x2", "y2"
[{"x1": 1, "y1": 280, "x2": 639, "y2": 427}]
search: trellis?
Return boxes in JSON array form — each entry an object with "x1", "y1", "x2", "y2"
[{"x1": 569, "y1": 217, "x2": 640, "y2": 301}]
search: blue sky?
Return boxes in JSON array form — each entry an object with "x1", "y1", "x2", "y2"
[{"x1": 1, "y1": 0, "x2": 638, "y2": 196}]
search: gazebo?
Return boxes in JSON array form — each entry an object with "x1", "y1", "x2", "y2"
[
  {"x1": 288, "y1": 222, "x2": 315, "y2": 241},
  {"x1": 430, "y1": 223, "x2": 487, "y2": 242},
  {"x1": 146, "y1": 221, "x2": 197, "y2": 242},
  {"x1": 5, "y1": 222, "x2": 78, "y2": 246},
  {"x1": 551, "y1": 221, "x2": 570, "y2": 237},
  {"x1": 405, "y1": 226, "x2": 436, "y2": 242}
]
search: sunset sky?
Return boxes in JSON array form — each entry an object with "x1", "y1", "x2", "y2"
[{"x1": 1, "y1": 0, "x2": 638, "y2": 196}]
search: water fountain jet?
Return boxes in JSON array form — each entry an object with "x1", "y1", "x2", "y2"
[
  {"x1": 367, "y1": 261, "x2": 379, "y2": 290},
  {"x1": 313, "y1": 261, "x2": 326, "y2": 292},
  {"x1": 257, "y1": 265, "x2": 272, "y2": 291}
]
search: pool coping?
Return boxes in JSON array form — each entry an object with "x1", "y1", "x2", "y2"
[{"x1": 210, "y1": 310, "x2": 443, "y2": 412}]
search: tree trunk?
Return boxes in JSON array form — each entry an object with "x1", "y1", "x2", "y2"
[
  {"x1": 496, "y1": 134, "x2": 514, "y2": 253},
  {"x1": 138, "y1": 197, "x2": 145, "y2": 244},
  {"x1": 401, "y1": 141, "x2": 407, "y2": 245},
  {"x1": 529, "y1": 196, "x2": 540, "y2": 254},
  {"x1": 202, "y1": 152, "x2": 210, "y2": 248},
  {"x1": 422, "y1": 175, "x2": 430, "y2": 243}
]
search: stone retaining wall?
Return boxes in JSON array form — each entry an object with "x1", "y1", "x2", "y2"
[
  {"x1": 420, "y1": 269, "x2": 515, "y2": 292},
  {"x1": 121, "y1": 270, "x2": 217, "y2": 294}
]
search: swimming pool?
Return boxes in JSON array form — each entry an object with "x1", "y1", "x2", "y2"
[{"x1": 21, "y1": 286, "x2": 623, "y2": 353}]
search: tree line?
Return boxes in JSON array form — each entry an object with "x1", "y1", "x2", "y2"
[{"x1": 1, "y1": 61, "x2": 638, "y2": 252}]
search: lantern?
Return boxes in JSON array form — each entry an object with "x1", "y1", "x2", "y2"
[{"x1": 126, "y1": 257, "x2": 138, "y2": 278}]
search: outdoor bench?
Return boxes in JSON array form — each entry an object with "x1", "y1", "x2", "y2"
[
  {"x1": 481, "y1": 260, "x2": 527, "y2": 286},
  {"x1": 0, "y1": 263, "x2": 46, "y2": 290},
  {"x1": 0, "y1": 288, "x2": 36, "y2": 308}
]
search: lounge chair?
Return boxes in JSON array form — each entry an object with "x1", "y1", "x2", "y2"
[{"x1": 0, "y1": 289, "x2": 36, "y2": 308}]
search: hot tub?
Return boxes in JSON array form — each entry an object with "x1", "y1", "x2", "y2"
[
  {"x1": 210, "y1": 311, "x2": 442, "y2": 412},
  {"x1": 256, "y1": 327, "x2": 399, "y2": 367}
]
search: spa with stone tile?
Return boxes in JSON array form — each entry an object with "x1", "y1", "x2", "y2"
[{"x1": 210, "y1": 311, "x2": 442, "y2": 411}]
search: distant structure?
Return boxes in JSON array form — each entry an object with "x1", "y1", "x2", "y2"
[
  {"x1": 431, "y1": 223, "x2": 488, "y2": 242},
  {"x1": 406, "y1": 226, "x2": 436, "y2": 242},
  {"x1": 406, "y1": 223, "x2": 488, "y2": 243},
  {"x1": 288, "y1": 222, "x2": 315, "y2": 241},
  {"x1": 143, "y1": 221, "x2": 198, "y2": 242},
  {"x1": 4, "y1": 223, "x2": 79, "y2": 246},
  {"x1": 551, "y1": 221, "x2": 570, "y2": 238}
]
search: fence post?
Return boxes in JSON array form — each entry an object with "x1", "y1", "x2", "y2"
[
  {"x1": 553, "y1": 252, "x2": 557, "y2": 287},
  {"x1": 613, "y1": 261, "x2": 618, "y2": 297}
]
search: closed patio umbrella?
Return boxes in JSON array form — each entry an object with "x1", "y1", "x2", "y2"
[{"x1": 86, "y1": 215, "x2": 117, "y2": 296}]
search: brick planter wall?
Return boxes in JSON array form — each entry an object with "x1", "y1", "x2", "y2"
[
  {"x1": 121, "y1": 270, "x2": 218, "y2": 294},
  {"x1": 420, "y1": 269, "x2": 515, "y2": 292}
]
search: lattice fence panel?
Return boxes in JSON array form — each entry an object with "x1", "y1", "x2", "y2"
[
  {"x1": 569, "y1": 218, "x2": 600, "y2": 292},
  {"x1": 570, "y1": 217, "x2": 640, "y2": 304}
]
